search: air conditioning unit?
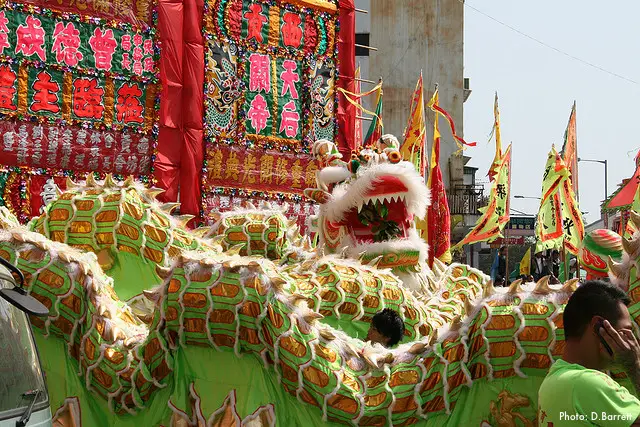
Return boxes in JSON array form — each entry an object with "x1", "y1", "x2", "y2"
[{"x1": 463, "y1": 78, "x2": 472, "y2": 102}]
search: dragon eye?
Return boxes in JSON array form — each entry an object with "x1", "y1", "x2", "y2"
[{"x1": 388, "y1": 150, "x2": 402, "y2": 163}]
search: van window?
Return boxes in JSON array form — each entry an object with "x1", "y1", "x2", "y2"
[{"x1": 0, "y1": 297, "x2": 49, "y2": 420}]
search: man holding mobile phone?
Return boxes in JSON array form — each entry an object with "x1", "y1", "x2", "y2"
[{"x1": 538, "y1": 280, "x2": 640, "y2": 426}]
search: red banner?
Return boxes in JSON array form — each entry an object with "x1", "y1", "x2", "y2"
[
  {"x1": 490, "y1": 236, "x2": 525, "y2": 248},
  {"x1": 0, "y1": 121, "x2": 152, "y2": 176},
  {"x1": 28, "y1": 175, "x2": 68, "y2": 218},
  {"x1": 204, "y1": 145, "x2": 319, "y2": 195},
  {"x1": 20, "y1": 0, "x2": 155, "y2": 28}
]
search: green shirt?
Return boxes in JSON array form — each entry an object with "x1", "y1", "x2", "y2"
[{"x1": 538, "y1": 359, "x2": 640, "y2": 426}]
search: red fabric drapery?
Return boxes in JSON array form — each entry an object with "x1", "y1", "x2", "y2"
[
  {"x1": 155, "y1": 1, "x2": 353, "y2": 222},
  {"x1": 337, "y1": 0, "x2": 356, "y2": 157},
  {"x1": 155, "y1": 0, "x2": 204, "y2": 221}
]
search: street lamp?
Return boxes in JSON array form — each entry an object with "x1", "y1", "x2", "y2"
[
  {"x1": 510, "y1": 208, "x2": 534, "y2": 216},
  {"x1": 577, "y1": 158, "x2": 608, "y2": 202}
]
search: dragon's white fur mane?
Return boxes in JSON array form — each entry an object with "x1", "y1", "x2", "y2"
[{"x1": 323, "y1": 161, "x2": 430, "y2": 224}]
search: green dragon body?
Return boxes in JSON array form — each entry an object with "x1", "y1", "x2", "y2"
[{"x1": 1, "y1": 141, "x2": 638, "y2": 426}]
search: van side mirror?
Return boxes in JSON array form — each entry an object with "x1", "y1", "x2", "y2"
[{"x1": 0, "y1": 256, "x2": 49, "y2": 317}]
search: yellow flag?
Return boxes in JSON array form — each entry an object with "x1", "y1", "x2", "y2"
[
  {"x1": 534, "y1": 147, "x2": 584, "y2": 255},
  {"x1": 487, "y1": 93, "x2": 502, "y2": 182},
  {"x1": 451, "y1": 144, "x2": 512, "y2": 250},
  {"x1": 519, "y1": 247, "x2": 531, "y2": 275},
  {"x1": 416, "y1": 89, "x2": 440, "y2": 241},
  {"x1": 400, "y1": 74, "x2": 426, "y2": 175}
]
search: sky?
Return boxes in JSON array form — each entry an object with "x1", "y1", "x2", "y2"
[{"x1": 463, "y1": 0, "x2": 640, "y2": 225}]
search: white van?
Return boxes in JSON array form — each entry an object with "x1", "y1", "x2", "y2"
[{"x1": 0, "y1": 258, "x2": 52, "y2": 427}]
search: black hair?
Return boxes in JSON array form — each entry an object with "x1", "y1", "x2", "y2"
[
  {"x1": 563, "y1": 280, "x2": 631, "y2": 340},
  {"x1": 371, "y1": 308, "x2": 405, "y2": 347}
]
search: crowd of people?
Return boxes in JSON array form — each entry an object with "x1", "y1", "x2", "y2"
[{"x1": 491, "y1": 246, "x2": 577, "y2": 286}]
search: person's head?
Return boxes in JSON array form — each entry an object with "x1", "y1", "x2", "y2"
[
  {"x1": 499, "y1": 246, "x2": 506, "y2": 256},
  {"x1": 563, "y1": 280, "x2": 632, "y2": 369},
  {"x1": 527, "y1": 274, "x2": 534, "y2": 282},
  {"x1": 366, "y1": 308, "x2": 405, "y2": 348},
  {"x1": 552, "y1": 249, "x2": 560, "y2": 260},
  {"x1": 535, "y1": 251, "x2": 543, "y2": 258}
]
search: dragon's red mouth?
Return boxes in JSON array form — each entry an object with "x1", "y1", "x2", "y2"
[{"x1": 336, "y1": 175, "x2": 413, "y2": 244}]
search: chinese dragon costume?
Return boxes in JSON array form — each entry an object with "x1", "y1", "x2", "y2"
[{"x1": 0, "y1": 138, "x2": 637, "y2": 426}]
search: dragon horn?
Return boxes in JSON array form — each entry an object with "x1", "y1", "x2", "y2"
[
  {"x1": 210, "y1": 235, "x2": 225, "y2": 245},
  {"x1": 507, "y1": 279, "x2": 524, "y2": 295},
  {"x1": 66, "y1": 176, "x2": 79, "y2": 189},
  {"x1": 367, "y1": 256, "x2": 384, "y2": 268},
  {"x1": 621, "y1": 236, "x2": 640, "y2": 257},
  {"x1": 103, "y1": 173, "x2": 117, "y2": 188},
  {"x1": 607, "y1": 256, "x2": 626, "y2": 279},
  {"x1": 303, "y1": 312, "x2": 324, "y2": 324},
  {"x1": 449, "y1": 315, "x2": 464, "y2": 332},
  {"x1": 160, "y1": 202, "x2": 181, "y2": 214},
  {"x1": 483, "y1": 280, "x2": 496, "y2": 298},
  {"x1": 143, "y1": 288, "x2": 162, "y2": 303},
  {"x1": 226, "y1": 243, "x2": 245, "y2": 256},
  {"x1": 144, "y1": 187, "x2": 165, "y2": 199},
  {"x1": 533, "y1": 276, "x2": 553, "y2": 295},
  {"x1": 463, "y1": 297, "x2": 475, "y2": 315},
  {"x1": 192, "y1": 227, "x2": 213, "y2": 238},
  {"x1": 561, "y1": 278, "x2": 580, "y2": 293},
  {"x1": 155, "y1": 266, "x2": 172, "y2": 279},
  {"x1": 408, "y1": 342, "x2": 429, "y2": 355},
  {"x1": 340, "y1": 246, "x2": 350, "y2": 258},
  {"x1": 271, "y1": 276, "x2": 287, "y2": 292},
  {"x1": 176, "y1": 215, "x2": 195, "y2": 227},
  {"x1": 85, "y1": 173, "x2": 98, "y2": 187},
  {"x1": 319, "y1": 329, "x2": 336, "y2": 341},
  {"x1": 303, "y1": 236, "x2": 313, "y2": 250},
  {"x1": 288, "y1": 293, "x2": 308, "y2": 306}
]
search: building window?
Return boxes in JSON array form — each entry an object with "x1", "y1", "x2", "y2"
[{"x1": 355, "y1": 33, "x2": 370, "y2": 56}]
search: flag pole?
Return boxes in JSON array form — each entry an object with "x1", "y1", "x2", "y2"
[
  {"x1": 505, "y1": 225, "x2": 509, "y2": 284},
  {"x1": 574, "y1": 101, "x2": 581, "y2": 280},
  {"x1": 563, "y1": 247, "x2": 569, "y2": 281}
]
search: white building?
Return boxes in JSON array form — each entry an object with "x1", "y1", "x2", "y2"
[{"x1": 354, "y1": 0, "x2": 470, "y2": 190}]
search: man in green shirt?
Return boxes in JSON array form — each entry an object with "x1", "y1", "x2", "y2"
[{"x1": 538, "y1": 280, "x2": 640, "y2": 426}]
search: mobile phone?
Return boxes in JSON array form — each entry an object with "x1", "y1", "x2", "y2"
[{"x1": 594, "y1": 319, "x2": 614, "y2": 357}]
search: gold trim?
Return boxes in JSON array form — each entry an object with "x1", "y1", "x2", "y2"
[
  {"x1": 285, "y1": 0, "x2": 337, "y2": 14},
  {"x1": 17, "y1": 64, "x2": 28, "y2": 114},
  {"x1": 104, "y1": 77, "x2": 114, "y2": 127},
  {"x1": 62, "y1": 72, "x2": 72, "y2": 122}
]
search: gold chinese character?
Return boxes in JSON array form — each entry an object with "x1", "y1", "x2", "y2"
[
  {"x1": 260, "y1": 154, "x2": 274, "y2": 184},
  {"x1": 275, "y1": 157, "x2": 289, "y2": 186},
  {"x1": 304, "y1": 161, "x2": 318, "y2": 187},
  {"x1": 291, "y1": 160, "x2": 303, "y2": 188},
  {"x1": 93, "y1": 0, "x2": 110, "y2": 13},
  {"x1": 225, "y1": 151, "x2": 240, "y2": 181},
  {"x1": 136, "y1": 0, "x2": 150, "y2": 21},
  {"x1": 114, "y1": 0, "x2": 133, "y2": 16},
  {"x1": 241, "y1": 153, "x2": 257, "y2": 184},
  {"x1": 208, "y1": 149, "x2": 224, "y2": 180},
  {"x1": 69, "y1": 0, "x2": 88, "y2": 11}
]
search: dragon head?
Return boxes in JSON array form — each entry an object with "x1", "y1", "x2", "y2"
[{"x1": 305, "y1": 136, "x2": 431, "y2": 292}]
